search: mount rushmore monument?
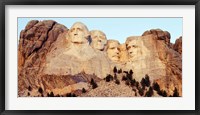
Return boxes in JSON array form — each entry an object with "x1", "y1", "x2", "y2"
[{"x1": 18, "y1": 20, "x2": 182, "y2": 97}]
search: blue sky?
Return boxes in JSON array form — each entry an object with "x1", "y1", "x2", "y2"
[{"x1": 18, "y1": 18, "x2": 182, "y2": 43}]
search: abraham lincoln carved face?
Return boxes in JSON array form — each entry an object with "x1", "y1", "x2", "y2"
[
  {"x1": 106, "y1": 40, "x2": 120, "y2": 61},
  {"x1": 68, "y1": 22, "x2": 89, "y2": 44},
  {"x1": 90, "y1": 30, "x2": 107, "y2": 51},
  {"x1": 125, "y1": 37, "x2": 141, "y2": 60}
]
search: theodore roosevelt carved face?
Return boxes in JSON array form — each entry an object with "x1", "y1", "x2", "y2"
[
  {"x1": 90, "y1": 30, "x2": 107, "y2": 51},
  {"x1": 106, "y1": 40, "x2": 120, "y2": 61}
]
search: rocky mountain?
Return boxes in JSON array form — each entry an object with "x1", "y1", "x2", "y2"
[
  {"x1": 18, "y1": 20, "x2": 68, "y2": 96},
  {"x1": 18, "y1": 20, "x2": 182, "y2": 97}
]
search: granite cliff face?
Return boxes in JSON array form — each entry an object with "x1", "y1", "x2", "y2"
[
  {"x1": 18, "y1": 21, "x2": 182, "y2": 97},
  {"x1": 141, "y1": 29, "x2": 182, "y2": 96},
  {"x1": 18, "y1": 20, "x2": 68, "y2": 95},
  {"x1": 173, "y1": 36, "x2": 182, "y2": 55}
]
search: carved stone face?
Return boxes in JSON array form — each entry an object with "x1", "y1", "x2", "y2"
[
  {"x1": 126, "y1": 37, "x2": 140, "y2": 60},
  {"x1": 68, "y1": 22, "x2": 89, "y2": 44},
  {"x1": 90, "y1": 30, "x2": 107, "y2": 51},
  {"x1": 106, "y1": 40, "x2": 120, "y2": 61}
]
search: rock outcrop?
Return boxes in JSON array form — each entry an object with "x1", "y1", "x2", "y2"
[
  {"x1": 137, "y1": 30, "x2": 182, "y2": 96},
  {"x1": 18, "y1": 21, "x2": 111, "y2": 97},
  {"x1": 18, "y1": 20, "x2": 68, "y2": 95},
  {"x1": 173, "y1": 36, "x2": 182, "y2": 55},
  {"x1": 142, "y1": 29, "x2": 171, "y2": 47}
]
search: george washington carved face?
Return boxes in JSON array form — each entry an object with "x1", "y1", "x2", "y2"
[
  {"x1": 68, "y1": 22, "x2": 89, "y2": 44},
  {"x1": 106, "y1": 40, "x2": 120, "y2": 61},
  {"x1": 90, "y1": 30, "x2": 107, "y2": 51}
]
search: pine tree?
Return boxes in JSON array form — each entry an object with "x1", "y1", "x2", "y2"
[
  {"x1": 140, "y1": 78, "x2": 146, "y2": 89},
  {"x1": 72, "y1": 93, "x2": 77, "y2": 97},
  {"x1": 144, "y1": 74, "x2": 150, "y2": 87},
  {"x1": 130, "y1": 79, "x2": 136, "y2": 87},
  {"x1": 47, "y1": 93, "x2": 50, "y2": 97},
  {"x1": 162, "y1": 90, "x2": 167, "y2": 97},
  {"x1": 28, "y1": 86, "x2": 32, "y2": 91},
  {"x1": 127, "y1": 73, "x2": 132, "y2": 81},
  {"x1": 129, "y1": 69, "x2": 133, "y2": 75},
  {"x1": 136, "y1": 81, "x2": 139, "y2": 89},
  {"x1": 66, "y1": 93, "x2": 72, "y2": 97},
  {"x1": 90, "y1": 78, "x2": 99, "y2": 89},
  {"x1": 114, "y1": 73, "x2": 117, "y2": 80},
  {"x1": 82, "y1": 88, "x2": 86, "y2": 93},
  {"x1": 55, "y1": 94, "x2": 60, "y2": 97},
  {"x1": 49, "y1": 92, "x2": 54, "y2": 97},
  {"x1": 106, "y1": 75, "x2": 111, "y2": 82},
  {"x1": 38, "y1": 87, "x2": 43, "y2": 94},
  {"x1": 90, "y1": 78, "x2": 95, "y2": 85},
  {"x1": 125, "y1": 80, "x2": 130, "y2": 86},
  {"x1": 149, "y1": 87, "x2": 154, "y2": 96},
  {"x1": 145, "y1": 86, "x2": 153, "y2": 97},
  {"x1": 92, "y1": 82, "x2": 98, "y2": 89},
  {"x1": 118, "y1": 69, "x2": 122, "y2": 74},
  {"x1": 123, "y1": 71, "x2": 128, "y2": 74},
  {"x1": 153, "y1": 82, "x2": 160, "y2": 92},
  {"x1": 115, "y1": 79, "x2": 120, "y2": 85},
  {"x1": 105, "y1": 74, "x2": 113, "y2": 82},
  {"x1": 113, "y1": 66, "x2": 117, "y2": 73},
  {"x1": 122, "y1": 75, "x2": 127, "y2": 81},
  {"x1": 173, "y1": 87, "x2": 179, "y2": 97},
  {"x1": 138, "y1": 87, "x2": 144, "y2": 96},
  {"x1": 158, "y1": 90, "x2": 167, "y2": 97},
  {"x1": 90, "y1": 78, "x2": 98, "y2": 89}
]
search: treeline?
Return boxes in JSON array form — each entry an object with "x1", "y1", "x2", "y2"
[
  {"x1": 103, "y1": 66, "x2": 180, "y2": 97},
  {"x1": 26, "y1": 66, "x2": 180, "y2": 97}
]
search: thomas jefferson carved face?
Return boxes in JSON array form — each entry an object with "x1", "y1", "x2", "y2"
[
  {"x1": 106, "y1": 40, "x2": 120, "y2": 61},
  {"x1": 126, "y1": 37, "x2": 140, "y2": 60},
  {"x1": 68, "y1": 22, "x2": 89, "y2": 44},
  {"x1": 90, "y1": 30, "x2": 107, "y2": 51}
]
